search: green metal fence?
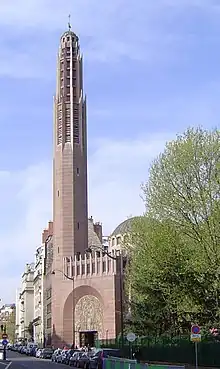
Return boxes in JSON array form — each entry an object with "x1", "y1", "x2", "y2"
[
  {"x1": 103, "y1": 357, "x2": 185, "y2": 369},
  {"x1": 100, "y1": 337, "x2": 220, "y2": 367}
]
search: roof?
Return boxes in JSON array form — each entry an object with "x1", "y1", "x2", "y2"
[
  {"x1": 88, "y1": 218, "x2": 102, "y2": 248},
  {"x1": 111, "y1": 216, "x2": 140, "y2": 237},
  {"x1": 60, "y1": 30, "x2": 78, "y2": 41}
]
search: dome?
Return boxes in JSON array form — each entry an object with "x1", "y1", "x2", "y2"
[
  {"x1": 111, "y1": 216, "x2": 141, "y2": 237},
  {"x1": 60, "y1": 30, "x2": 78, "y2": 41},
  {"x1": 88, "y1": 218, "x2": 102, "y2": 248}
]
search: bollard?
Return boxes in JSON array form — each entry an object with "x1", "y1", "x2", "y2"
[{"x1": 3, "y1": 345, "x2": 6, "y2": 360}]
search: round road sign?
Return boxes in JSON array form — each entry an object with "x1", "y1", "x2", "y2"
[
  {"x1": 191, "y1": 325, "x2": 200, "y2": 334},
  {"x1": 126, "y1": 332, "x2": 136, "y2": 342},
  {"x1": 2, "y1": 339, "x2": 8, "y2": 346}
]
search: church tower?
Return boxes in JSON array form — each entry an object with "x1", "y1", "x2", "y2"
[{"x1": 53, "y1": 23, "x2": 88, "y2": 267}]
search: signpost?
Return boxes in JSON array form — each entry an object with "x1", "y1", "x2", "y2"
[
  {"x1": 126, "y1": 332, "x2": 136, "y2": 342},
  {"x1": 1, "y1": 333, "x2": 8, "y2": 360},
  {"x1": 127, "y1": 332, "x2": 136, "y2": 359},
  {"x1": 191, "y1": 325, "x2": 201, "y2": 369}
]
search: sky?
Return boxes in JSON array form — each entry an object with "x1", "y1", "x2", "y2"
[{"x1": 0, "y1": 0, "x2": 219, "y2": 303}]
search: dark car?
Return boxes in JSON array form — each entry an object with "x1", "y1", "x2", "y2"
[
  {"x1": 69, "y1": 351, "x2": 84, "y2": 367},
  {"x1": 29, "y1": 347, "x2": 38, "y2": 356},
  {"x1": 40, "y1": 348, "x2": 54, "y2": 359},
  {"x1": 77, "y1": 352, "x2": 92, "y2": 368},
  {"x1": 89, "y1": 349, "x2": 121, "y2": 369},
  {"x1": 63, "y1": 349, "x2": 79, "y2": 365}
]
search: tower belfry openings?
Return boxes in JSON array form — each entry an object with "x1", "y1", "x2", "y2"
[
  {"x1": 53, "y1": 25, "x2": 88, "y2": 259},
  {"x1": 55, "y1": 30, "x2": 83, "y2": 146}
]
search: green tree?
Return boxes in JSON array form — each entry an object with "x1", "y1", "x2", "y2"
[
  {"x1": 127, "y1": 217, "x2": 197, "y2": 335},
  {"x1": 126, "y1": 128, "x2": 220, "y2": 335},
  {"x1": 144, "y1": 127, "x2": 220, "y2": 266},
  {"x1": 5, "y1": 309, "x2": 16, "y2": 342}
]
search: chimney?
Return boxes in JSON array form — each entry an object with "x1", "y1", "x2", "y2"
[
  {"x1": 42, "y1": 229, "x2": 49, "y2": 244},
  {"x1": 94, "y1": 222, "x2": 102, "y2": 243},
  {"x1": 48, "y1": 221, "x2": 53, "y2": 236},
  {"x1": 42, "y1": 221, "x2": 53, "y2": 244}
]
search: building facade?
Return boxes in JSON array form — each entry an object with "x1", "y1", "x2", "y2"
[
  {"x1": 43, "y1": 223, "x2": 54, "y2": 347},
  {"x1": 0, "y1": 304, "x2": 15, "y2": 320},
  {"x1": 49, "y1": 25, "x2": 127, "y2": 348},
  {"x1": 18, "y1": 263, "x2": 35, "y2": 341},
  {"x1": 33, "y1": 245, "x2": 44, "y2": 345},
  {"x1": 0, "y1": 303, "x2": 16, "y2": 342}
]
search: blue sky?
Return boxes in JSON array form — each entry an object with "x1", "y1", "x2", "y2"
[{"x1": 0, "y1": 0, "x2": 219, "y2": 302}]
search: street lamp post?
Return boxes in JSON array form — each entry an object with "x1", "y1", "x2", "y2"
[
  {"x1": 51, "y1": 269, "x2": 75, "y2": 347},
  {"x1": 86, "y1": 247, "x2": 124, "y2": 350}
]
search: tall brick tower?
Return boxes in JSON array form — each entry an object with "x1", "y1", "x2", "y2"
[
  {"x1": 53, "y1": 25, "x2": 88, "y2": 263},
  {"x1": 51, "y1": 24, "x2": 88, "y2": 346}
]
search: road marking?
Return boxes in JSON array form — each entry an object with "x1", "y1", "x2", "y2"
[{"x1": 0, "y1": 363, "x2": 11, "y2": 368}]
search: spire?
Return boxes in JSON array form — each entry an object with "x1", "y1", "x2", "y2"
[{"x1": 68, "y1": 14, "x2": 71, "y2": 31}]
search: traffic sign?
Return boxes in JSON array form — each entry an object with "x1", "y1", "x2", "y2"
[
  {"x1": 1, "y1": 333, "x2": 7, "y2": 340},
  {"x1": 2, "y1": 339, "x2": 8, "y2": 346},
  {"x1": 191, "y1": 325, "x2": 200, "y2": 334},
  {"x1": 126, "y1": 332, "x2": 136, "y2": 342},
  {"x1": 191, "y1": 334, "x2": 201, "y2": 342}
]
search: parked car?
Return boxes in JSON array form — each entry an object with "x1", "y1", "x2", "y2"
[
  {"x1": 62, "y1": 349, "x2": 78, "y2": 365},
  {"x1": 51, "y1": 348, "x2": 62, "y2": 362},
  {"x1": 57, "y1": 348, "x2": 69, "y2": 363},
  {"x1": 39, "y1": 348, "x2": 54, "y2": 359},
  {"x1": 56, "y1": 350, "x2": 63, "y2": 363},
  {"x1": 89, "y1": 348, "x2": 121, "y2": 369},
  {"x1": 69, "y1": 351, "x2": 85, "y2": 367},
  {"x1": 36, "y1": 349, "x2": 43, "y2": 358},
  {"x1": 26, "y1": 343, "x2": 38, "y2": 355},
  {"x1": 27, "y1": 344, "x2": 38, "y2": 356},
  {"x1": 77, "y1": 352, "x2": 91, "y2": 368},
  {"x1": 33, "y1": 347, "x2": 39, "y2": 356},
  {"x1": 21, "y1": 346, "x2": 27, "y2": 354}
]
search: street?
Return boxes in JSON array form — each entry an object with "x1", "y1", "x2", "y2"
[{"x1": 0, "y1": 351, "x2": 68, "y2": 369}]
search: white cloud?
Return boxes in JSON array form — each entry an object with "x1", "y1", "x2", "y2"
[
  {"x1": 88, "y1": 134, "x2": 173, "y2": 235},
  {"x1": 0, "y1": 162, "x2": 52, "y2": 303},
  {"x1": 1, "y1": 0, "x2": 219, "y2": 78},
  {"x1": 0, "y1": 134, "x2": 172, "y2": 303}
]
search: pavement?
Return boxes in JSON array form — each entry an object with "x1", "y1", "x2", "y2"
[{"x1": 0, "y1": 350, "x2": 68, "y2": 369}]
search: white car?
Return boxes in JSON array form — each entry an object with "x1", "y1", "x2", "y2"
[{"x1": 36, "y1": 349, "x2": 43, "y2": 358}]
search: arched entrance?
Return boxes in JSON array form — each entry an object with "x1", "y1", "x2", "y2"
[
  {"x1": 75, "y1": 295, "x2": 103, "y2": 346},
  {"x1": 63, "y1": 285, "x2": 104, "y2": 346}
]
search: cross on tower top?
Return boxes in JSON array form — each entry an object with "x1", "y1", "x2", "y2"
[{"x1": 68, "y1": 14, "x2": 72, "y2": 31}]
